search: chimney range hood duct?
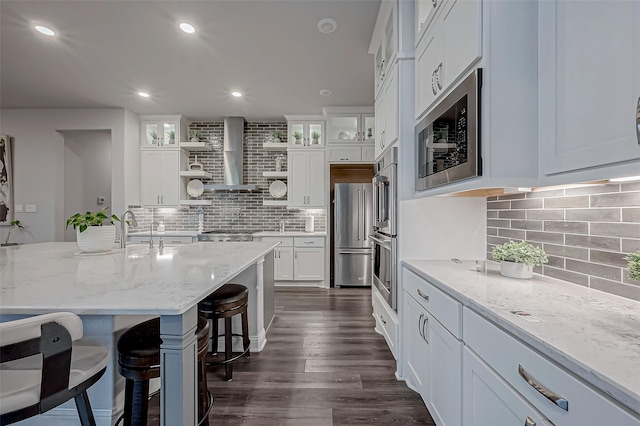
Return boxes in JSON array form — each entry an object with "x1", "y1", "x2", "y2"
[{"x1": 203, "y1": 117, "x2": 258, "y2": 192}]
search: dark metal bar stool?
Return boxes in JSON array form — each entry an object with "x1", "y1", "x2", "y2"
[
  {"x1": 116, "y1": 316, "x2": 212, "y2": 426},
  {"x1": 199, "y1": 284, "x2": 250, "y2": 381}
]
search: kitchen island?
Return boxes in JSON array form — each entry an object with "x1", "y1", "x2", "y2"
[{"x1": 0, "y1": 241, "x2": 277, "y2": 426}]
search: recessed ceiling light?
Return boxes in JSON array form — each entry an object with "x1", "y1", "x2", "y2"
[
  {"x1": 317, "y1": 18, "x2": 337, "y2": 34},
  {"x1": 318, "y1": 89, "x2": 332, "y2": 96},
  {"x1": 232, "y1": 91, "x2": 242, "y2": 97},
  {"x1": 35, "y1": 25, "x2": 55, "y2": 36},
  {"x1": 138, "y1": 92, "x2": 150, "y2": 98},
  {"x1": 179, "y1": 23, "x2": 196, "y2": 34}
]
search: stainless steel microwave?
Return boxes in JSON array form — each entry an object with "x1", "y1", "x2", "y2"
[{"x1": 415, "y1": 69, "x2": 482, "y2": 191}]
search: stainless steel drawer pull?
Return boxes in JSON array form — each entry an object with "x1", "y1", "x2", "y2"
[
  {"x1": 417, "y1": 289, "x2": 430, "y2": 301},
  {"x1": 418, "y1": 313, "x2": 424, "y2": 338},
  {"x1": 518, "y1": 364, "x2": 568, "y2": 411},
  {"x1": 636, "y1": 96, "x2": 640, "y2": 144},
  {"x1": 524, "y1": 417, "x2": 536, "y2": 426},
  {"x1": 422, "y1": 316, "x2": 428, "y2": 343}
]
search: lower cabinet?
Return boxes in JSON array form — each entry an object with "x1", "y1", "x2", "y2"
[
  {"x1": 404, "y1": 293, "x2": 430, "y2": 395},
  {"x1": 463, "y1": 347, "x2": 549, "y2": 426},
  {"x1": 372, "y1": 285, "x2": 399, "y2": 359},
  {"x1": 274, "y1": 246, "x2": 294, "y2": 280},
  {"x1": 259, "y1": 236, "x2": 325, "y2": 284}
]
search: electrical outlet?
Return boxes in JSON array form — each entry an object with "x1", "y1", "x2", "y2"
[
  {"x1": 97, "y1": 196, "x2": 105, "y2": 205},
  {"x1": 25, "y1": 204, "x2": 36, "y2": 213}
]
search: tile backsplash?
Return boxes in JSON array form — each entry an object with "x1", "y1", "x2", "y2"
[
  {"x1": 129, "y1": 121, "x2": 326, "y2": 233},
  {"x1": 486, "y1": 182, "x2": 640, "y2": 301}
]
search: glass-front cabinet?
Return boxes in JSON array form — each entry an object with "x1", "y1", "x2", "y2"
[
  {"x1": 139, "y1": 115, "x2": 190, "y2": 149},
  {"x1": 285, "y1": 116, "x2": 325, "y2": 148},
  {"x1": 326, "y1": 113, "x2": 375, "y2": 144}
]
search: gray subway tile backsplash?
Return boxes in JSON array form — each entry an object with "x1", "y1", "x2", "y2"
[{"x1": 487, "y1": 184, "x2": 640, "y2": 301}]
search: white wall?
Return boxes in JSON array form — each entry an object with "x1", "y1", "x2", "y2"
[
  {"x1": 63, "y1": 130, "x2": 112, "y2": 242},
  {"x1": 0, "y1": 108, "x2": 140, "y2": 243},
  {"x1": 399, "y1": 196, "x2": 487, "y2": 261}
]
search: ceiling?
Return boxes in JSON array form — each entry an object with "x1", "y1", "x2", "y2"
[{"x1": 0, "y1": 0, "x2": 381, "y2": 121}]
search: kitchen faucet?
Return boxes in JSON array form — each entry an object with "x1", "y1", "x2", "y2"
[{"x1": 120, "y1": 210, "x2": 139, "y2": 248}]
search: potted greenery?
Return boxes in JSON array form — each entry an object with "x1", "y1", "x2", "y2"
[
  {"x1": 491, "y1": 240, "x2": 548, "y2": 279},
  {"x1": 168, "y1": 130, "x2": 176, "y2": 145},
  {"x1": 272, "y1": 130, "x2": 283, "y2": 144},
  {"x1": 293, "y1": 131, "x2": 303, "y2": 145},
  {"x1": 311, "y1": 130, "x2": 320, "y2": 145},
  {"x1": 2, "y1": 220, "x2": 24, "y2": 246},
  {"x1": 66, "y1": 208, "x2": 120, "y2": 253},
  {"x1": 625, "y1": 249, "x2": 640, "y2": 281},
  {"x1": 188, "y1": 129, "x2": 199, "y2": 143},
  {"x1": 149, "y1": 130, "x2": 160, "y2": 145}
]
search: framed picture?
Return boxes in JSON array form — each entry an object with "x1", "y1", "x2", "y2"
[{"x1": 0, "y1": 135, "x2": 14, "y2": 224}]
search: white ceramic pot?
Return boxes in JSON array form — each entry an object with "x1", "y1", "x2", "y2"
[
  {"x1": 500, "y1": 261, "x2": 534, "y2": 279},
  {"x1": 76, "y1": 225, "x2": 116, "y2": 253},
  {"x1": 190, "y1": 137, "x2": 199, "y2": 143},
  {"x1": 312, "y1": 138, "x2": 319, "y2": 145},
  {"x1": 273, "y1": 138, "x2": 281, "y2": 144}
]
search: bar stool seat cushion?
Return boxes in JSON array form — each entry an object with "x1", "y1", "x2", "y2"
[{"x1": 199, "y1": 284, "x2": 248, "y2": 313}]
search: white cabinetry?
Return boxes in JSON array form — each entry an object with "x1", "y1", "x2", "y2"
[
  {"x1": 288, "y1": 150, "x2": 325, "y2": 208},
  {"x1": 374, "y1": 65, "x2": 399, "y2": 159},
  {"x1": 326, "y1": 113, "x2": 375, "y2": 145},
  {"x1": 539, "y1": 1, "x2": 640, "y2": 182},
  {"x1": 372, "y1": 285, "x2": 399, "y2": 359},
  {"x1": 286, "y1": 117, "x2": 325, "y2": 148},
  {"x1": 402, "y1": 267, "x2": 462, "y2": 426},
  {"x1": 415, "y1": 0, "x2": 481, "y2": 119},
  {"x1": 140, "y1": 115, "x2": 190, "y2": 149},
  {"x1": 258, "y1": 236, "x2": 325, "y2": 284},
  {"x1": 141, "y1": 150, "x2": 180, "y2": 207}
]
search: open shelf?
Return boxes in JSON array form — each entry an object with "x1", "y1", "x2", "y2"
[
  {"x1": 180, "y1": 142, "x2": 212, "y2": 151},
  {"x1": 263, "y1": 171, "x2": 288, "y2": 178},
  {"x1": 263, "y1": 143, "x2": 288, "y2": 151},
  {"x1": 179, "y1": 170, "x2": 212, "y2": 179},
  {"x1": 180, "y1": 199, "x2": 213, "y2": 206},
  {"x1": 431, "y1": 142, "x2": 457, "y2": 152},
  {"x1": 263, "y1": 199, "x2": 288, "y2": 206}
]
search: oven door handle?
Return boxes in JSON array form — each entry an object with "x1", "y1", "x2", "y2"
[{"x1": 369, "y1": 234, "x2": 391, "y2": 248}]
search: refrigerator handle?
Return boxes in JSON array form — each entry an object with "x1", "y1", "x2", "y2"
[
  {"x1": 363, "y1": 190, "x2": 367, "y2": 242},
  {"x1": 357, "y1": 190, "x2": 362, "y2": 241}
]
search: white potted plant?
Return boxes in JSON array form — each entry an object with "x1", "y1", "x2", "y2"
[
  {"x1": 189, "y1": 129, "x2": 199, "y2": 143},
  {"x1": 293, "y1": 131, "x2": 303, "y2": 145},
  {"x1": 66, "y1": 208, "x2": 120, "y2": 253},
  {"x1": 272, "y1": 130, "x2": 283, "y2": 144},
  {"x1": 2, "y1": 220, "x2": 24, "y2": 246},
  {"x1": 491, "y1": 240, "x2": 548, "y2": 279},
  {"x1": 625, "y1": 249, "x2": 640, "y2": 281},
  {"x1": 311, "y1": 130, "x2": 320, "y2": 145},
  {"x1": 149, "y1": 130, "x2": 160, "y2": 145},
  {"x1": 168, "y1": 130, "x2": 176, "y2": 145}
]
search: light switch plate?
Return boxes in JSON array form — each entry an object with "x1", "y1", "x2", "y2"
[
  {"x1": 14, "y1": 204, "x2": 23, "y2": 212},
  {"x1": 25, "y1": 204, "x2": 36, "y2": 213}
]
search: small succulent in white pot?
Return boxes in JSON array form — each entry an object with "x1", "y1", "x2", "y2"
[
  {"x1": 491, "y1": 240, "x2": 548, "y2": 279},
  {"x1": 188, "y1": 129, "x2": 199, "y2": 142},
  {"x1": 293, "y1": 131, "x2": 303, "y2": 144},
  {"x1": 625, "y1": 249, "x2": 640, "y2": 281},
  {"x1": 272, "y1": 130, "x2": 283, "y2": 143}
]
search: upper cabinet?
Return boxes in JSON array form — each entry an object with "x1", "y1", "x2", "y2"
[
  {"x1": 140, "y1": 150, "x2": 180, "y2": 207},
  {"x1": 285, "y1": 116, "x2": 325, "y2": 148},
  {"x1": 538, "y1": 1, "x2": 640, "y2": 183},
  {"x1": 375, "y1": 65, "x2": 399, "y2": 160},
  {"x1": 415, "y1": 0, "x2": 482, "y2": 119},
  {"x1": 139, "y1": 115, "x2": 190, "y2": 149},
  {"x1": 288, "y1": 150, "x2": 325, "y2": 209},
  {"x1": 373, "y1": 5, "x2": 397, "y2": 97},
  {"x1": 326, "y1": 113, "x2": 375, "y2": 145},
  {"x1": 416, "y1": 0, "x2": 442, "y2": 42}
]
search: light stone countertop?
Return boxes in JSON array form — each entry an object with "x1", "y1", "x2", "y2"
[
  {"x1": 403, "y1": 259, "x2": 640, "y2": 416},
  {"x1": 253, "y1": 231, "x2": 327, "y2": 237},
  {"x1": 128, "y1": 230, "x2": 200, "y2": 237},
  {"x1": 0, "y1": 241, "x2": 277, "y2": 315}
]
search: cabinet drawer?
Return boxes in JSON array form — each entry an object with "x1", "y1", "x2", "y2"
[
  {"x1": 463, "y1": 308, "x2": 639, "y2": 426},
  {"x1": 260, "y1": 236, "x2": 294, "y2": 247},
  {"x1": 402, "y1": 267, "x2": 462, "y2": 339},
  {"x1": 328, "y1": 147, "x2": 361, "y2": 162},
  {"x1": 372, "y1": 285, "x2": 398, "y2": 359},
  {"x1": 130, "y1": 236, "x2": 193, "y2": 245},
  {"x1": 294, "y1": 237, "x2": 325, "y2": 247}
]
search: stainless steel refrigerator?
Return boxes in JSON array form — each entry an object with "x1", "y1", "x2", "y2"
[{"x1": 334, "y1": 183, "x2": 373, "y2": 287}]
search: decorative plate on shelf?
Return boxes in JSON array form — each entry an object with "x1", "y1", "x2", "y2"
[
  {"x1": 338, "y1": 131, "x2": 352, "y2": 140},
  {"x1": 187, "y1": 179, "x2": 204, "y2": 197},
  {"x1": 269, "y1": 180, "x2": 287, "y2": 199}
]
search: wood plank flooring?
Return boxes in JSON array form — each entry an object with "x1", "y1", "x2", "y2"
[{"x1": 151, "y1": 287, "x2": 435, "y2": 425}]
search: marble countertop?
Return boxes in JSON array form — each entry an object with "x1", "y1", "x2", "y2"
[
  {"x1": 0, "y1": 242, "x2": 277, "y2": 316},
  {"x1": 128, "y1": 231, "x2": 200, "y2": 237},
  {"x1": 403, "y1": 259, "x2": 640, "y2": 415},
  {"x1": 253, "y1": 231, "x2": 327, "y2": 237}
]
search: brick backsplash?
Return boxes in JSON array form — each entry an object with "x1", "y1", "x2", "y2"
[
  {"x1": 129, "y1": 121, "x2": 326, "y2": 234},
  {"x1": 486, "y1": 182, "x2": 640, "y2": 301}
]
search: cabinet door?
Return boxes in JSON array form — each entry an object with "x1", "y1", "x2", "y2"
[
  {"x1": 426, "y1": 313, "x2": 462, "y2": 426},
  {"x1": 287, "y1": 151, "x2": 308, "y2": 207},
  {"x1": 306, "y1": 151, "x2": 325, "y2": 207},
  {"x1": 288, "y1": 121, "x2": 306, "y2": 147},
  {"x1": 539, "y1": 1, "x2": 640, "y2": 175},
  {"x1": 274, "y1": 247, "x2": 294, "y2": 281},
  {"x1": 328, "y1": 147, "x2": 362, "y2": 162},
  {"x1": 463, "y1": 348, "x2": 550, "y2": 426},
  {"x1": 141, "y1": 150, "x2": 179, "y2": 206},
  {"x1": 442, "y1": 0, "x2": 482, "y2": 92},
  {"x1": 375, "y1": 97, "x2": 386, "y2": 159},
  {"x1": 403, "y1": 294, "x2": 430, "y2": 400},
  {"x1": 384, "y1": 66, "x2": 399, "y2": 148},
  {"x1": 361, "y1": 114, "x2": 376, "y2": 144},
  {"x1": 142, "y1": 120, "x2": 178, "y2": 148},
  {"x1": 416, "y1": 26, "x2": 444, "y2": 119},
  {"x1": 362, "y1": 145, "x2": 375, "y2": 162},
  {"x1": 293, "y1": 247, "x2": 325, "y2": 280},
  {"x1": 327, "y1": 115, "x2": 360, "y2": 144}
]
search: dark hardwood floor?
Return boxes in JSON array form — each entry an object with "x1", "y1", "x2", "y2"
[{"x1": 151, "y1": 287, "x2": 435, "y2": 425}]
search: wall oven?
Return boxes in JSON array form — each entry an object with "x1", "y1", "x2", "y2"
[
  {"x1": 416, "y1": 69, "x2": 482, "y2": 191},
  {"x1": 371, "y1": 147, "x2": 397, "y2": 310}
]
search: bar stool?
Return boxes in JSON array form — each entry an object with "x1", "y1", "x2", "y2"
[
  {"x1": 199, "y1": 284, "x2": 250, "y2": 381},
  {"x1": 116, "y1": 317, "x2": 212, "y2": 426}
]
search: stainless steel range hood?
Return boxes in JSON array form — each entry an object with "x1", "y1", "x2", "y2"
[{"x1": 203, "y1": 117, "x2": 259, "y2": 192}]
